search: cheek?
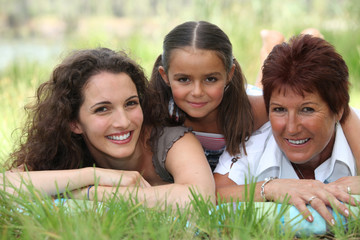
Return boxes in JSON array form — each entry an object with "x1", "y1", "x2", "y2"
[
  {"x1": 132, "y1": 108, "x2": 144, "y2": 126},
  {"x1": 269, "y1": 116, "x2": 285, "y2": 135},
  {"x1": 207, "y1": 86, "x2": 225, "y2": 100},
  {"x1": 170, "y1": 86, "x2": 188, "y2": 101}
]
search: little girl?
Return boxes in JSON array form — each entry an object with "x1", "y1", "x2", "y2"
[{"x1": 149, "y1": 21, "x2": 267, "y2": 171}]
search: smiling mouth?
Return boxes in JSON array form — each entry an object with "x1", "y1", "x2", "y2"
[
  {"x1": 188, "y1": 102, "x2": 206, "y2": 108},
  {"x1": 107, "y1": 132, "x2": 131, "y2": 141},
  {"x1": 287, "y1": 138, "x2": 310, "y2": 145}
]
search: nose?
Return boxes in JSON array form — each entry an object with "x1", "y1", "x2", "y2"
[
  {"x1": 112, "y1": 109, "x2": 131, "y2": 129},
  {"x1": 286, "y1": 112, "x2": 301, "y2": 135},
  {"x1": 191, "y1": 81, "x2": 204, "y2": 97}
]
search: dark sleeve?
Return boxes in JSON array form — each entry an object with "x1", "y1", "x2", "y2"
[{"x1": 152, "y1": 126, "x2": 192, "y2": 183}]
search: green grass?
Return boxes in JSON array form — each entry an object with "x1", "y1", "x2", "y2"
[
  {"x1": 1, "y1": 0, "x2": 360, "y2": 238},
  {"x1": 1, "y1": 179, "x2": 359, "y2": 239}
]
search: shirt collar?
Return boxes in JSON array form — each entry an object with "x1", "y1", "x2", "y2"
[
  {"x1": 315, "y1": 123, "x2": 356, "y2": 182},
  {"x1": 255, "y1": 123, "x2": 356, "y2": 181}
]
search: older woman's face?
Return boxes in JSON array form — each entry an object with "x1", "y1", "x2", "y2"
[{"x1": 269, "y1": 87, "x2": 339, "y2": 166}]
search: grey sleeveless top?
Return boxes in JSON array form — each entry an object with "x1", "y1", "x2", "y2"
[{"x1": 152, "y1": 126, "x2": 192, "y2": 183}]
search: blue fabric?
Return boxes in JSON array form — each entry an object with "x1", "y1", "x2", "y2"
[{"x1": 204, "y1": 148, "x2": 224, "y2": 172}]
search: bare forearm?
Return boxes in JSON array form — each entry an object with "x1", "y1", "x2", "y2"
[
  {"x1": 88, "y1": 184, "x2": 215, "y2": 207},
  {"x1": 216, "y1": 183, "x2": 265, "y2": 203},
  {"x1": 1, "y1": 168, "x2": 94, "y2": 195},
  {"x1": 341, "y1": 108, "x2": 360, "y2": 174}
]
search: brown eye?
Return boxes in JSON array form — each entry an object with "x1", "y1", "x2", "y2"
[
  {"x1": 205, "y1": 77, "x2": 217, "y2": 82},
  {"x1": 94, "y1": 107, "x2": 108, "y2": 113},
  {"x1": 302, "y1": 107, "x2": 314, "y2": 113}
]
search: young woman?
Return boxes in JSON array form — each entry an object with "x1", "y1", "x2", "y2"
[{"x1": 2, "y1": 48, "x2": 215, "y2": 207}]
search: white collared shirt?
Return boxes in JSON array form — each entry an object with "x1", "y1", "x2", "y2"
[{"x1": 214, "y1": 110, "x2": 358, "y2": 185}]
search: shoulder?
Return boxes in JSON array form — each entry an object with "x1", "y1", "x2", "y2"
[{"x1": 151, "y1": 126, "x2": 194, "y2": 182}]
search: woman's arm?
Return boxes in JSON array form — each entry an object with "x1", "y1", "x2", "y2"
[
  {"x1": 248, "y1": 95, "x2": 268, "y2": 130},
  {"x1": 341, "y1": 108, "x2": 360, "y2": 174},
  {"x1": 1, "y1": 167, "x2": 150, "y2": 196},
  {"x1": 86, "y1": 133, "x2": 216, "y2": 207},
  {"x1": 215, "y1": 173, "x2": 355, "y2": 225}
]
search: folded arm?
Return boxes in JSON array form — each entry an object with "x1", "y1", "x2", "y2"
[
  {"x1": 1, "y1": 167, "x2": 150, "y2": 196},
  {"x1": 85, "y1": 132, "x2": 216, "y2": 207},
  {"x1": 341, "y1": 108, "x2": 360, "y2": 174},
  {"x1": 215, "y1": 173, "x2": 357, "y2": 225}
]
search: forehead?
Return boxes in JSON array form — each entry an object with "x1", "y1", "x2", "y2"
[
  {"x1": 168, "y1": 47, "x2": 226, "y2": 71},
  {"x1": 271, "y1": 86, "x2": 321, "y2": 102},
  {"x1": 83, "y1": 72, "x2": 137, "y2": 99}
]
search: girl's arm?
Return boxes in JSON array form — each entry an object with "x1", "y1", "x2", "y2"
[
  {"x1": 86, "y1": 132, "x2": 216, "y2": 207},
  {"x1": 1, "y1": 167, "x2": 150, "y2": 196},
  {"x1": 341, "y1": 108, "x2": 360, "y2": 174},
  {"x1": 248, "y1": 95, "x2": 268, "y2": 130}
]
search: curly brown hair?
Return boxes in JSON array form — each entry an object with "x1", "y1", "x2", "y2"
[{"x1": 7, "y1": 48, "x2": 159, "y2": 171}]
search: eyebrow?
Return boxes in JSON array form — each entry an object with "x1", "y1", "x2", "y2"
[
  {"x1": 269, "y1": 101, "x2": 319, "y2": 106},
  {"x1": 173, "y1": 72, "x2": 222, "y2": 78},
  {"x1": 89, "y1": 95, "x2": 139, "y2": 109}
]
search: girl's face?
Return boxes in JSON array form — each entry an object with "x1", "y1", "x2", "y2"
[
  {"x1": 159, "y1": 47, "x2": 234, "y2": 121},
  {"x1": 72, "y1": 72, "x2": 143, "y2": 167}
]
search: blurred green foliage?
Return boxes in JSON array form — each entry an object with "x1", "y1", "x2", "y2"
[{"x1": 0, "y1": 0, "x2": 359, "y2": 162}]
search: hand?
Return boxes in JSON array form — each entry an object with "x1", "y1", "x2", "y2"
[
  {"x1": 87, "y1": 167, "x2": 151, "y2": 188},
  {"x1": 327, "y1": 176, "x2": 360, "y2": 198},
  {"x1": 265, "y1": 178, "x2": 351, "y2": 225}
]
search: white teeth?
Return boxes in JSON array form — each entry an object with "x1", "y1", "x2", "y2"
[
  {"x1": 107, "y1": 132, "x2": 130, "y2": 141},
  {"x1": 288, "y1": 138, "x2": 309, "y2": 145}
]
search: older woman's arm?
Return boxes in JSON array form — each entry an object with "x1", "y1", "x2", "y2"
[
  {"x1": 215, "y1": 173, "x2": 356, "y2": 225},
  {"x1": 341, "y1": 108, "x2": 360, "y2": 174},
  {"x1": 85, "y1": 132, "x2": 216, "y2": 207}
]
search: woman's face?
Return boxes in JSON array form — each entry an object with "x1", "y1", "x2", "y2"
[
  {"x1": 72, "y1": 72, "x2": 143, "y2": 166},
  {"x1": 159, "y1": 47, "x2": 234, "y2": 121},
  {"x1": 269, "y1": 87, "x2": 340, "y2": 166}
]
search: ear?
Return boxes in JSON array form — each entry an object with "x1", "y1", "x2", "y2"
[
  {"x1": 158, "y1": 66, "x2": 170, "y2": 86},
  {"x1": 70, "y1": 121, "x2": 83, "y2": 134},
  {"x1": 227, "y1": 64, "x2": 236, "y2": 84}
]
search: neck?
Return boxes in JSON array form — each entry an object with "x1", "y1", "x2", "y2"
[
  {"x1": 91, "y1": 141, "x2": 144, "y2": 171},
  {"x1": 185, "y1": 113, "x2": 222, "y2": 133}
]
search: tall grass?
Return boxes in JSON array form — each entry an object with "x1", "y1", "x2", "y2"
[
  {"x1": 0, "y1": 1, "x2": 360, "y2": 238},
  {"x1": 1, "y1": 178, "x2": 359, "y2": 239}
]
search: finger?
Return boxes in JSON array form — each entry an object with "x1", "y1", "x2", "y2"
[
  {"x1": 308, "y1": 197, "x2": 336, "y2": 226},
  {"x1": 330, "y1": 199, "x2": 350, "y2": 218},
  {"x1": 293, "y1": 202, "x2": 314, "y2": 222},
  {"x1": 326, "y1": 185, "x2": 358, "y2": 206}
]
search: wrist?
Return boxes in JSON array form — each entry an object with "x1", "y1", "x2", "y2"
[
  {"x1": 81, "y1": 167, "x2": 95, "y2": 186},
  {"x1": 260, "y1": 177, "x2": 278, "y2": 201}
]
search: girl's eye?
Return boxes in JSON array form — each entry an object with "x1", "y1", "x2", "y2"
[
  {"x1": 177, "y1": 77, "x2": 190, "y2": 83},
  {"x1": 302, "y1": 107, "x2": 314, "y2": 113},
  {"x1": 205, "y1": 77, "x2": 218, "y2": 83},
  {"x1": 94, "y1": 106, "x2": 108, "y2": 113}
]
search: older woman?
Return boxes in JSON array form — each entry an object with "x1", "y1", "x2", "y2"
[{"x1": 214, "y1": 35, "x2": 359, "y2": 225}]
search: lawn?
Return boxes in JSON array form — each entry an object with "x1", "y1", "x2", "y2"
[{"x1": 1, "y1": 0, "x2": 360, "y2": 239}]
